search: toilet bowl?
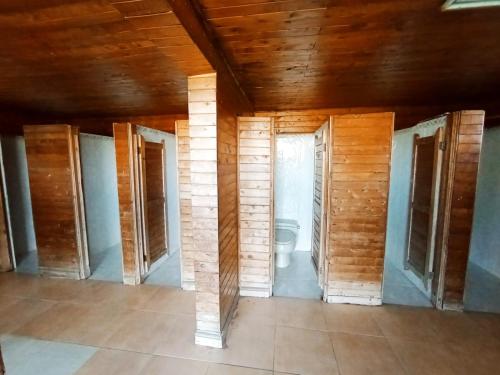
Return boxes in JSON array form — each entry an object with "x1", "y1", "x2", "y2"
[{"x1": 275, "y1": 219, "x2": 300, "y2": 268}]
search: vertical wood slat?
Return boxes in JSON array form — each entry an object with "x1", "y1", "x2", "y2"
[
  {"x1": 326, "y1": 113, "x2": 394, "y2": 305},
  {"x1": 176, "y1": 119, "x2": 195, "y2": 290},
  {"x1": 113, "y1": 122, "x2": 141, "y2": 285},
  {"x1": 238, "y1": 116, "x2": 273, "y2": 297},
  {"x1": 189, "y1": 73, "x2": 223, "y2": 347},
  {"x1": 0, "y1": 160, "x2": 12, "y2": 271},
  {"x1": 436, "y1": 110, "x2": 485, "y2": 310},
  {"x1": 24, "y1": 125, "x2": 89, "y2": 279}
]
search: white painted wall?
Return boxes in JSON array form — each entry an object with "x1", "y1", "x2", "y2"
[
  {"x1": 275, "y1": 134, "x2": 315, "y2": 251},
  {"x1": 384, "y1": 115, "x2": 448, "y2": 297},
  {"x1": 137, "y1": 126, "x2": 181, "y2": 255},
  {"x1": 80, "y1": 134, "x2": 121, "y2": 266},
  {"x1": 469, "y1": 127, "x2": 500, "y2": 278},
  {"x1": 0, "y1": 136, "x2": 37, "y2": 258}
]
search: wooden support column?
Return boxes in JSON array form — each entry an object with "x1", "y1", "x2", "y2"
[
  {"x1": 189, "y1": 73, "x2": 223, "y2": 347},
  {"x1": 238, "y1": 117, "x2": 274, "y2": 297},
  {"x1": 326, "y1": 113, "x2": 394, "y2": 305},
  {"x1": 24, "y1": 125, "x2": 89, "y2": 279},
  {"x1": 433, "y1": 110, "x2": 485, "y2": 310}
]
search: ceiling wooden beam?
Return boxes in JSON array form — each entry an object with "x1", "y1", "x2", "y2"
[{"x1": 166, "y1": 0, "x2": 253, "y2": 112}]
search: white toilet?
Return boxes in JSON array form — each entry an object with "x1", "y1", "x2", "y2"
[{"x1": 274, "y1": 218, "x2": 300, "y2": 268}]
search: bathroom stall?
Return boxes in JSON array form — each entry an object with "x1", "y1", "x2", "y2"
[
  {"x1": 113, "y1": 123, "x2": 181, "y2": 286},
  {"x1": 79, "y1": 134, "x2": 122, "y2": 282},
  {"x1": 272, "y1": 120, "x2": 330, "y2": 299},
  {"x1": 384, "y1": 111, "x2": 486, "y2": 310},
  {"x1": 0, "y1": 135, "x2": 37, "y2": 274}
]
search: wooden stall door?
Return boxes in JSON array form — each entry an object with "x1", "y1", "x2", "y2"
[
  {"x1": 24, "y1": 125, "x2": 89, "y2": 279},
  {"x1": 311, "y1": 121, "x2": 329, "y2": 287},
  {"x1": 144, "y1": 141, "x2": 168, "y2": 265},
  {"x1": 406, "y1": 128, "x2": 444, "y2": 285}
]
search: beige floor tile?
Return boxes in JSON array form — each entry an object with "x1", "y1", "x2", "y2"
[
  {"x1": 275, "y1": 298, "x2": 327, "y2": 331},
  {"x1": 29, "y1": 278, "x2": 87, "y2": 301},
  {"x1": 104, "y1": 309, "x2": 177, "y2": 353},
  {"x1": 212, "y1": 319, "x2": 275, "y2": 370},
  {"x1": 233, "y1": 297, "x2": 276, "y2": 326},
  {"x1": 0, "y1": 273, "x2": 41, "y2": 298},
  {"x1": 370, "y1": 305, "x2": 440, "y2": 341},
  {"x1": 154, "y1": 314, "x2": 221, "y2": 362},
  {"x1": 387, "y1": 337, "x2": 467, "y2": 375},
  {"x1": 140, "y1": 355, "x2": 209, "y2": 375},
  {"x1": 142, "y1": 287, "x2": 195, "y2": 315},
  {"x1": 0, "y1": 298, "x2": 54, "y2": 334},
  {"x1": 274, "y1": 326, "x2": 338, "y2": 375},
  {"x1": 467, "y1": 311, "x2": 500, "y2": 338},
  {"x1": 74, "y1": 281, "x2": 159, "y2": 310},
  {"x1": 14, "y1": 302, "x2": 84, "y2": 340},
  {"x1": 322, "y1": 304, "x2": 383, "y2": 337},
  {"x1": 207, "y1": 363, "x2": 272, "y2": 375},
  {"x1": 330, "y1": 332, "x2": 405, "y2": 375},
  {"x1": 56, "y1": 303, "x2": 128, "y2": 346},
  {"x1": 76, "y1": 348, "x2": 151, "y2": 375}
]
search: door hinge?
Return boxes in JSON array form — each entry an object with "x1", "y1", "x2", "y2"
[{"x1": 439, "y1": 140, "x2": 447, "y2": 151}]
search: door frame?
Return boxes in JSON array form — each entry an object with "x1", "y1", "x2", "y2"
[{"x1": 405, "y1": 127, "x2": 444, "y2": 290}]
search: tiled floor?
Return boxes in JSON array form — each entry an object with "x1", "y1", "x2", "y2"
[
  {"x1": 1, "y1": 272, "x2": 500, "y2": 375},
  {"x1": 273, "y1": 251, "x2": 323, "y2": 299},
  {"x1": 382, "y1": 262, "x2": 432, "y2": 308}
]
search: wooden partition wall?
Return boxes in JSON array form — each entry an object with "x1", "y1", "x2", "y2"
[
  {"x1": 238, "y1": 117, "x2": 274, "y2": 297},
  {"x1": 433, "y1": 110, "x2": 485, "y2": 310},
  {"x1": 24, "y1": 125, "x2": 89, "y2": 279},
  {"x1": 326, "y1": 113, "x2": 394, "y2": 304}
]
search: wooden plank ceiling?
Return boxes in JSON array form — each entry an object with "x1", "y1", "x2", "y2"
[
  {"x1": 197, "y1": 0, "x2": 500, "y2": 111},
  {"x1": 0, "y1": 0, "x2": 212, "y2": 117}
]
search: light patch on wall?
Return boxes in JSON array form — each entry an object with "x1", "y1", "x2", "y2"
[{"x1": 442, "y1": 0, "x2": 500, "y2": 10}]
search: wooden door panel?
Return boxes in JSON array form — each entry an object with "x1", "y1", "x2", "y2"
[
  {"x1": 407, "y1": 129, "x2": 442, "y2": 280},
  {"x1": 145, "y1": 141, "x2": 167, "y2": 264},
  {"x1": 24, "y1": 125, "x2": 89, "y2": 279}
]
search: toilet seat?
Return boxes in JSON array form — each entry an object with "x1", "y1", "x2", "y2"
[{"x1": 275, "y1": 228, "x2": 295, "y2": 246}]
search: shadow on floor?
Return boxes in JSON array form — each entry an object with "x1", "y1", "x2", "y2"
[
  {"x1": 273, "y1": 251, "x2": 323, "y2": 299},
  {"x1": 15, "y1": 252, "x2": 38, "y2": 275},
  {"x1": 144, "y1": 250, "x2": 181, "y2": 287},
  {"x1": 464, "y1": 262, "x2": 500, "y2": 314},
  {"x1": 382, "y1": 262, "x2": 432, "y2": 308},
  {"x1": 89, "y1": 244, "x2": 123, "y2": 283}
]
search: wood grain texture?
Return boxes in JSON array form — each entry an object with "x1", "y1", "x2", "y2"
[
  {"x1": 24, "y1": 125, "x2": 89, "y2": 279},
  {"x1": 0, "y1": 170, "x2": 12, "y2": 272},
  {"x1": 145, "y1": 141, "x2": 168, "y2": 264},
  {"x1": 113, "y1": 122, "x2": 141, "y2": 285},
  {"x1": 435, "y1": 111, "x2": 485, "y2": 310},
  {"x1": 326, "y1": 113, "x2": 394, "y2": 305},
  {"x1": 189, "y1": 74, "x2": 222, "y2": 343},
  {"x1": 0, "y1": 0, "x2": 211, "y2": 117},
  {"x1": 238, "y1": 117, "x2": 273, "y2": 297},
  {"x1": 198, "y1": 1, "x2": 500, "y2": 112},
  {"x1": 176, "y1": 119, "x2": 195, "y2": 290}
]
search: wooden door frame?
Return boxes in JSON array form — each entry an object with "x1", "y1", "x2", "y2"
[
  {"x1": 405, "y1": 128, "x2": 444, "y2": 290},
  {"x1": 0, "y1": 139, "x2": 15, "y2": 271},
  {"x1": 270, "y1": 124, "x2": 329, "y2": 296}
]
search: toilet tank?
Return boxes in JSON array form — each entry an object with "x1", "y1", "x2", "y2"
[{"x1": 275, "y1": 218, "x2": 300, "y2": 235}]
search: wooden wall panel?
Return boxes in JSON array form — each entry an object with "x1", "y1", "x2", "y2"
[
  {"x1": 176, "y1": 120, "x2": 195, "y2": 290},
  {"x1": 274, "y1": 114, "x2": 328, "y2": 134},
  {"x1": 188, "y1": 74, "x2": 222, "y2": 347},
  {"x1": 113, "y1": 123, "x2": 141, "y2": 285},
  {"x1": 24, "y1": 125, "x2": 89, "y2": 279},
  {"x1": 435, "y1": 111, "x2": 485, "y2": 310},
  {"x1": 145, "y1": 141, "x2": 168, "y2": 264},
  {"x1": 217, "y1": 75, "x2": 240, "y2": 331},
  {"x1": 326, "y1": 113, "x2": 394, "y2": 305},
  {"x1": 238, "y1": 117, "x2": 273, "y2": 297}
]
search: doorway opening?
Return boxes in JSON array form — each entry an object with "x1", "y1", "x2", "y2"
[
  {"x1": 135, "y1": 126, "x2": 181, "y2": 288},
  {"x1": 272, "y1": 122, "x2": 329, "y2": 299}
]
